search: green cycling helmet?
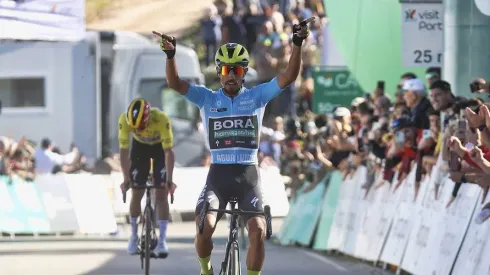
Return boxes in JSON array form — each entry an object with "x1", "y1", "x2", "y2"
[{"x1": 215, "y1": 43, "x2": 250, "y2": 67}]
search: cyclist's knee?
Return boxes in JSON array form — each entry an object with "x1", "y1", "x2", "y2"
[
  {"x1": 247, "y1": 216, "x2": 266, "y2": 240},
  {"x1": 131, "y1": 189, "x2": 145, "y2": 200},
  {"x1": 195, "y1": 214, "x2": 215, "y2": 239},
  {"x1": 155, "y1": 188, "x2": 169, "y2": 201}
]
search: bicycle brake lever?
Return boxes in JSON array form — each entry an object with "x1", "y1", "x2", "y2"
[{"x1": 122, "y1": 182, "x2": 128, "y2": 203}]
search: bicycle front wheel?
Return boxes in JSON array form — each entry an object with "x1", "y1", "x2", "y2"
[
  {"x1": 227, "y1": 242, "x2": 240, "y2": 275},
  {"x1": 144, "y1": 207, "x2": 152, "y2": 275}
]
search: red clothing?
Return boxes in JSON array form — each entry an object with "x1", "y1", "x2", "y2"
[
  {"x1": 398, "y1": 146, "x2": 418, "y2": 180},
  {"x1": 463, "y1": 146, "x2": 490, "y2": 171}
]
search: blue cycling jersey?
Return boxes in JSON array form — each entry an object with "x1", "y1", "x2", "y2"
[{"x1": 184, "y1": 77, "x2": 283, "y2": 165}]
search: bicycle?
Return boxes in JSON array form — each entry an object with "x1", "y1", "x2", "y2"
[
  {"x1": 238, "y1": 216, "x2": 247, "y2": 250},
  {"x1": 122, "y1": 174, "x2": 174, "y2": 275},
  {"x1": 226, "y1": 213, "x2": 247, "y2": 249},
  {"x1": 198, "y1": 198, "x2": 272, "y2": 275}
]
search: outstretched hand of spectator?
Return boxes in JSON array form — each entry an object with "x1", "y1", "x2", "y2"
[
  {"x1": 466, "y1": 107, "x2": 485, "y2": 129},
  {"x1": 480, "y1": 104, "x2": 490, "y2": 128},
  {"x1": 470, "y1": 146, "x2": 486, "y2": 164},
  {"x1": 449, "y1": 136, "x2": 465, "y2": 156}
]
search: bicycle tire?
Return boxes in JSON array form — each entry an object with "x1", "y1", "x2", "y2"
[
  {"x1": 144, "y1": 206, "x2": 152, "y2": 275},
  {"x1": 227, "y1": 242, "x2": 240, "y2": 275}
]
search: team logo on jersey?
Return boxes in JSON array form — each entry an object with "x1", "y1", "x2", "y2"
[
  {"x1": 210, "y1": 108, "x2": 227, "y2": 112},
  {"x1": 208, "y1": 115, "x2": 259, "y2": 150}
]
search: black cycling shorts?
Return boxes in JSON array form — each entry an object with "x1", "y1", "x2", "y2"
[
  {"x1": 130, "y1": 139, "x2": 166, "y2": 186},
  {"x1": 195, "y1": 164, "x2": 265, "y2": 222}
]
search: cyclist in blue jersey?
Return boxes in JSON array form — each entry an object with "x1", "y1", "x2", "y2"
[{"x1": 154, "y1": 19, "x2": 311, "y2": 275}]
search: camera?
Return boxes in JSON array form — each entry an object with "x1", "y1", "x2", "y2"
[
  {"x1": 470, "y1": 78, "x2": 490, "y2": 94},
  {"x1": 452, "y1": 98, "x2": 480, "y2": 115}
]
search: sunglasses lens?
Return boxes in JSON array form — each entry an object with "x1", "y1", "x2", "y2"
[
  {"x1": 221, "y1": 65, "x2": 230, "y2": 75},
  {"x1": 234, "y1": 66, "x2": 244, "y2": 76},
  {"x1": 220, "y1": 65, "x2": 245, "y2": 76}
]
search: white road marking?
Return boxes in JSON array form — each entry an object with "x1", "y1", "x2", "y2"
[{"x1": 302, "y1": 250, "x2": 348, "y2": 272}]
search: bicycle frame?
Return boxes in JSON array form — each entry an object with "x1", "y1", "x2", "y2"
[
  {"x1": 222, "y1": 200, "x2": 240, "y2": 274},
  {"x1": 198, "y1": 200, "x2": 273, "y2": 275}
]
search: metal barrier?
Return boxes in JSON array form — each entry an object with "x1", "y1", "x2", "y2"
[
  {"x1": 277, "y1": 161, "x2": 489, "y2": 275},
  {"x1": 0, "y1": 166, "x2": 290, "y2": 238}
]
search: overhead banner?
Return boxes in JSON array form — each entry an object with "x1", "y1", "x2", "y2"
[
  {"x1": 0, "y1": 0, "x2": 85, "y2": 41},
  {"x1": 400, "y1": 2, "x2": 443, "y2": 67}
]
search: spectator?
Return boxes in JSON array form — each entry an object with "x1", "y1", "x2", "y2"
[
  {"x1": 34, "y1": 138, "x2": 78, "y2": 174},
  {"x1": 425, "y1": 67, "x2": 441, "y2": 87},
  {"x1": 242, "y1": 3, "x2": 266, "y2": 52},
  {"x1": 290, "y1": 0, "x2": 312, "y2": 22},
  {"x1": 200, "y1": 5, "x2": 222, "y2": 67},
  {"x1": 221, "y1": 7, "x2": 247, "y2": 45},
  {"x1": 402, "y1": 78, "x2": 432, "y2": 131},
  {"x1": 0, "y1": 140, "x2": 12, "y2": 179},
  {"x1": 9, "y1": 149, "x2": 35, "y2": 181}
]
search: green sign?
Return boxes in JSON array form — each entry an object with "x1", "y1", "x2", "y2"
[
  {"x1": 312, "y1": 68, "x2": 364, "y2": 114},
  {"x1": 322, "y1": 0, "x2": 427, "y2": 99}
]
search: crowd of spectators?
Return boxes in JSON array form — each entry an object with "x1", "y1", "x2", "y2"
[
  {"x1": 0, "y1": 136, "x2": 122, "y2": 183},
  {"x1": 255, "y1": 63, "x2": 490, "y2": 223},
  {"x1": 200, "y1": 0, "x2": 326, "y2": 121}
]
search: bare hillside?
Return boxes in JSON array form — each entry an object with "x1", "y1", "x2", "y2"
[{"x1": 87, "y1": 0, "x2": 214, "y2": 37}]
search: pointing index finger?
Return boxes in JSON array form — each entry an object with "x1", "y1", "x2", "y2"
[
  {"x1": 152, "y1": 31, "x2": 162, "y2": 36},
  {"x1": 299, "y1": 17, "x2": 315, "y2": 26}
]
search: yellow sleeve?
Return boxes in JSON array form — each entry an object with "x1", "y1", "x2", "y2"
[
  {"x1": 160, "y1": 111, "x2": 174, "y2": 149},
  {"x1": 434, "y1": 133, "x2": 442, "y2": 154},
  {"x1": 118, "y1": 114, "x2": 131, "y2": 149}
]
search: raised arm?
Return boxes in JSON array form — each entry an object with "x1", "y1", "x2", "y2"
[
  {"x1": 166, "y1": 58, "x2": 190, "y2": 95},
  {"x1": 276, "y1": 18, "x2": 313, "y2": 89},
  {"x1": 153, "y1": 31, "x2": 190, "y2": 95},
  {"x1": 276, "y1": 44, "x2": 303, "y2": 89}
]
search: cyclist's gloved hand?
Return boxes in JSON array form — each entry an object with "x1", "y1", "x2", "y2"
[
  {"x1": 159, "y1": 34, "x2": 177, "y2": 59},
  {"x1": 292, "y1": 20, "x2": 310, "y2": 47},
  {"x1": 120, "y1": 180, "x2": 130, "y2": 192}
]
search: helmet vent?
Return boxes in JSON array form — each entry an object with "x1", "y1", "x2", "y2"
[
  {"x1": 238, "y1": 47, "x2": 245, "y2": 56},
  {"x1": 227, "y1": 47, "x2": 234, "y2": 59},
  {"x1": 132, "y1": 101, "x2": 142, "y2": 120}
]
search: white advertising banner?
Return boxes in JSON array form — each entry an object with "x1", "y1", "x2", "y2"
[
  {"x1": 401, "y1": 3, "x2": 443, "y2": 67},
  {"x1": 0, "y1": 0, "x2": 85, "y2": 41}
]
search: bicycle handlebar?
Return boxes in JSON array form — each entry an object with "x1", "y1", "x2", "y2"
[
  {"x1": 198, "y1": 202, "x2": 273, "y2": 240},
  {"x1": 121, "y1": 181, "x2": 174, "y2": 204}
]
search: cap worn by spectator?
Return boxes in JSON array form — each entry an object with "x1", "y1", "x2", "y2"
[
  {"x1": 392, "y1": 116, "x2": 415, "y2": 132},
  {"x1": 334, "y1": 107, "x2": 351, "y2": 118},
  {"x1": 351, "y1": 97, "x2": 366, "y2": 108},
  {"x1": 403, "y1": 78, "x2": 427, "y2": 97}
]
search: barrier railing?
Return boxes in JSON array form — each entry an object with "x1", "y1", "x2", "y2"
[
  {"x1": 0, "y1": 166, "x2": 290, "y2": 237},
  {"x1": 277, "y1": 161, "x2": 489, "y2": 275}
]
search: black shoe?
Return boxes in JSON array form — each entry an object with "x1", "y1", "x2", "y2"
[{"x1": 155, "y1": 252, "x2": 168, "y2": 259}]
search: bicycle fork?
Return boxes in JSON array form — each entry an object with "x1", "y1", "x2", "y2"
[{"x1": 221, "y1": 216, "x2": 239, "y2": 275}]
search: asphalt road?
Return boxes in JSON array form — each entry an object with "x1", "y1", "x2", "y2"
[{"x1": 0, "y1": 219, "x2": 391, "y2": 275}]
